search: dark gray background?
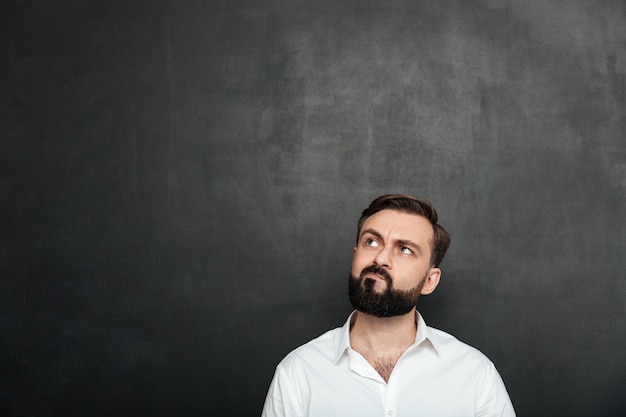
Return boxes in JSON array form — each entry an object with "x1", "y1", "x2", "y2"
[{"x1": 1, "y1": 0, "x2": 625, "y2": 416}]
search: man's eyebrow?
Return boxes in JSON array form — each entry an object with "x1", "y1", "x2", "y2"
[
  {"x1": 360, "y1": 229, "x2": 424, "y2": 255},
  {"x1": 360, "y1": 228, "x2": 383, "y2": 241},
  {"x1": 396, "y1": 238, "x2": 424, "y2": 255}
]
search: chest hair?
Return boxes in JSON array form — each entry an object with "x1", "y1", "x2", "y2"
[{"x1": 355, "y1": 348, "x2": 406, "y2": 383}]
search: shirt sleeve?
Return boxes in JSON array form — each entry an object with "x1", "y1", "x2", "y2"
[
  {"x1": 261, "y1": 365, "x2": 303, "y2": 417},
  {"x1": 474, "y1": 360, "x2": 516, "y2": 417}
]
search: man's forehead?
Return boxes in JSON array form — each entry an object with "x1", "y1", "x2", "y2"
[{"x1": 361, "y1": 209, "x2": 434, "y2": 242}]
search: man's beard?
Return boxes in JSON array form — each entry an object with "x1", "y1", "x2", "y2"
[{"x1": 348, "y1": 265, "x2": 426, "y2": 317}]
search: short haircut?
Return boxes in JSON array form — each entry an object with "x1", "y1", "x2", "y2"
[{"x1": 357, "y1": 194, "x2": 451, "y2": 267}]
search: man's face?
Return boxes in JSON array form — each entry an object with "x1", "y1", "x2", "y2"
[{"x1": 349, "y1": 209, "x2": 441, "y2": 317}]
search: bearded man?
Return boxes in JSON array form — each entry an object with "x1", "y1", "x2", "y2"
[{"x1": 262, "y1": 194, "x2": 515, "y2": 417}]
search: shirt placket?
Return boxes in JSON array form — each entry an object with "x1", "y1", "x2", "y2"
[{"x1": 382, "y1": 377, "x2": 397, "y2": 417}]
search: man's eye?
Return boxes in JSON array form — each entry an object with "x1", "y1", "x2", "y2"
[
  {"x1": 365, "y1": 238, "x2": 379, "y2": 247},
  {"x1": 400, "y1": 247, "x2": 413, "y2": 255}
]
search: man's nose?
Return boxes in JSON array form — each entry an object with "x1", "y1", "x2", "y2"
[{"x1": 373, "y1": 246, "x2": 392, "y2": 268}]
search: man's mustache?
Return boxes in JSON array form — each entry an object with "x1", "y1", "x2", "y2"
[{"x1": 359, "y1": 264, "x2": 393, "y2": 284}]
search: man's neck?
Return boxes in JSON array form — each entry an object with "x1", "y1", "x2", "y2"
[
  {"x1": 349, "y1": 309, "x2": 418, "y2": 352},
  {"x1": 349, "y1": 310, "x2": 418, "y2": 383}
]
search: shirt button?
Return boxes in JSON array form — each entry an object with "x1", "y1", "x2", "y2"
[{"x1": 388, "y1": 411, "x2": 394, "y2": 416}]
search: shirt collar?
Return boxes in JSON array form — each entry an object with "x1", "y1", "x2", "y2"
[
  {"x1": 332, "y1": 310, "x2": 441, "y2": 364},
  {"x1": 414, "y1": 311, "x2": 441, "y2": 355}
]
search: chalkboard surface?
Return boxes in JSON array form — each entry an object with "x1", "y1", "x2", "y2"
[{"x1": 1, "y1": 1, "x2": 625, "y2": 416}]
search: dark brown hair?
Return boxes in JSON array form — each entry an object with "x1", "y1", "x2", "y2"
[{"x1": 357, "y1": 194, "x2": 451, "y2": 267}]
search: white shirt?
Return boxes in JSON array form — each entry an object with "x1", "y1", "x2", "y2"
[{"x1": 262, "y1": 311, "x2": 515, "y2": 417}]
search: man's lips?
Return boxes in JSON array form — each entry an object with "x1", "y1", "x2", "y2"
[
  {"x1": 359, "y1": 265, "x2": 393, "y2": 284},
  {"x1": 364, "y1": 273, "x2": 385, "y2": 281}
]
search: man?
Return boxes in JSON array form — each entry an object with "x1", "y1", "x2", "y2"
[{"x1": 262, "y1": 194, "x2": 515, "y2": 416}]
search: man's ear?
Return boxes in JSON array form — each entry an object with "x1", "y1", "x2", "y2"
[{"x1": 420, "y1": 268, "x2": 441, "y2": 295}]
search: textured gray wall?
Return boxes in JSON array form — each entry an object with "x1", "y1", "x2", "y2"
[{"x1": 1, "y1": 0, "x2": 625, "y2": 416}]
